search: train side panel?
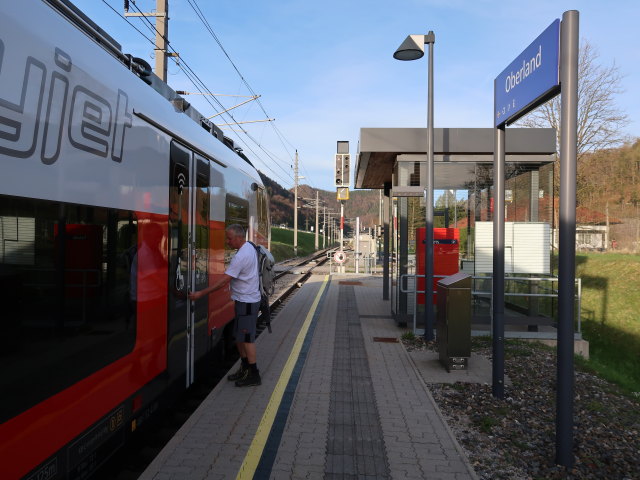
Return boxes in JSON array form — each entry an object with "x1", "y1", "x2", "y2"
[{"x1": 0, "y1": 1, "x2": 269, "y2": 479}]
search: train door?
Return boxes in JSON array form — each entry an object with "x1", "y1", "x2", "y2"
[
  {"x1": 167, "y1": 142, "x2": 209, "y2": 388},
  {"x1": 192, "y1": 155, "x2": 210, "y2": 371}
]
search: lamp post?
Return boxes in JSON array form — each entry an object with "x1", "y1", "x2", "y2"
[{"x1": 394, "y1": 31, "x2": 436, "y2": 341}]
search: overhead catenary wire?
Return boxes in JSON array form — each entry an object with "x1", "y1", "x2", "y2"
[
  {"x1": 170, "y1": 47, "x2": 296, "y2": 187},
  {"x1": 186, "y1": 0, "x2": 319, "y2": 189},
  {"x1": 130, "y1": 1, "x2": 296, "y2": 187},
  {"x1": 185, "y1": 2, "x2": 296, "y2": 158},
  {"x1": 103, "y1": 1, "x2": 288, "y2": 182},
  {"x1": 118, "y1": 2, "x2": 297, "y2": 188},
  {"x1": 100, "y1": 0, "x2": 295, "y2": 187}
]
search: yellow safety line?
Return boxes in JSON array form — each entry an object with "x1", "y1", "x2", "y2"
[{"x1": 235, "y1": 275, "x2": 329, "y2": 480}]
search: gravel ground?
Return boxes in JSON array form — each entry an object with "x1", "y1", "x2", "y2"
[{"x1": 402, "y1": 336, "x2": 640, "y2": 480}]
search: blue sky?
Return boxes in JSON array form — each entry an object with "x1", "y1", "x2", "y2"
[{"x1": 75, "y1": 0, "x2": 640, "y2": 191}]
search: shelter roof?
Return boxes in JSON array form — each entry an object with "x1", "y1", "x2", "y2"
[{"x1": 356, "y1": 127, "x2": 556, "y2": 189}]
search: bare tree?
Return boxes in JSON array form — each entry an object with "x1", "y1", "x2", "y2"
[{"x1": 516, "y1": 40, "x2": 630, "y2": 158}]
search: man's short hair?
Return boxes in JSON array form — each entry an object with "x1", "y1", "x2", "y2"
[{"x1": 226, "y1": 224, "x2": 246, "y2": 239}]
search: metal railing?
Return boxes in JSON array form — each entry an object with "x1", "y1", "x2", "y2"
[{"x1": 399, "y1": 273, "x2": 582, "y2": 337}]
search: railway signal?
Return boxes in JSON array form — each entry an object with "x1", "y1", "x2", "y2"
[
  {"x1": 335, "y1": 140, "x2": 351, "y2": 187},
  {"x1": 334, "y1": 153, "x2": 351, "y2": 186},
  {"x1": 336, "y1": 186, "x2": 349, "y2": 201}
]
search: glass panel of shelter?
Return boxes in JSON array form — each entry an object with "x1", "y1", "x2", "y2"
[{"x1": 389, "y1": 157, "x2": 555, "y2": 336}]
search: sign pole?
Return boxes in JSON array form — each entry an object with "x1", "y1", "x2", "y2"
[
  {"x1": 556, "y1": 9, "x2": 579, "y2": 469},
  {"x1": 492, "y1": 123, "x2": 506, "y2": 399},
  {"x1": 493, "y1": 11, "x2": 562, "y2": 404}
]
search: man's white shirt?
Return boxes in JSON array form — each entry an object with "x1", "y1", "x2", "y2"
[{"x1": 225, "y1": 241, "x2": 260, "y2": 303}]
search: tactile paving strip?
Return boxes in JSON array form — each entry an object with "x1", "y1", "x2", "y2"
[{"x1": 325, "y1": 285, "x2": 391, "y2": 479}]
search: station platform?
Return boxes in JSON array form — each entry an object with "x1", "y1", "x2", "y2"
[{"x1": 140, "y1": 275, "x2": 479, "y2": 480}]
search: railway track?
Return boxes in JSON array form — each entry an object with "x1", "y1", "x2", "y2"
[
  {"x1": 261, "y1": 249, "x2": 330, "y2": 327},
  {"x1": 94, "y1": 250, "x2": 330, "y2": 480}
]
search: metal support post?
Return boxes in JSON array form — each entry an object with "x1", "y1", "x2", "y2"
[
  {"x1": 424, "y1": 37, "x2": 435, "y2": 342},
  {"x1": 355, "y1": 217, "x2": 360, "y2": 273},
  {"x1": 492, "y1": 124, "x2": 505, "y2": 399},
  {"x1": 556, "y1": 9, "x2": 579, "y2": 469},
  {"x1": 383, "y1": 183, "x2": 391, "y2": 300}
]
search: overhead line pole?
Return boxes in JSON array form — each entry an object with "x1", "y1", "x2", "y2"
[
  {"x1": 323, "y1": 205, "x2": 327, "y2": 248},
  {"x1": 124, "y1": 0, "x2": 171, "y2": 82},
  {"x1": 154, "y1": 0, "x2": 168, "y2": 82},
  {"x1": 294, "y1": 150, "x2": 299, "y2": 256},
  {"x1": 315, "y1": 191, "x2": 319, "y2": 250}
]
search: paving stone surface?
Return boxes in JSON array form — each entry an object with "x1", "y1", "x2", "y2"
[{"x1": 140, "y1": 275, "x2": 478, "y2": 480}]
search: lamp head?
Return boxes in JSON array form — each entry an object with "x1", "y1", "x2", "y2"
[
  {"x1": 394, "y1": 34, "x2": 425, "y2": 61},
  {"x1": 393, "y1": 32, "x2": 435, "y2": 61}
]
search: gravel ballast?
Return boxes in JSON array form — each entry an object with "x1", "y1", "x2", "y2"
[{"x1": 403, "y1": 336, "x2": 640, "y2": 480}]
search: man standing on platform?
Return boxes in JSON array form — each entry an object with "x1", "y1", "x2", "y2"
[{"x1": 190, "y1": 224, "x2": 261, "y2": 387}]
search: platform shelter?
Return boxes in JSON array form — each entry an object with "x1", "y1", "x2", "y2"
[{"x1": 355, "y1": 127, "x2": 582, "y2": 340}]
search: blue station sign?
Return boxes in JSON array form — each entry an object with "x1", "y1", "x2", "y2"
[{"x1": 494, "y1": 19, "x2": 560, "y2": 127}]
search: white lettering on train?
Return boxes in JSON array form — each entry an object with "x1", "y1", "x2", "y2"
[{"x1": 0, "y1": 38, "x2": 132, "y2": 164}]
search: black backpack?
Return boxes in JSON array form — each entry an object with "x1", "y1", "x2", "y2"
[{"x1": 248, "y1": 242, "x2": 275, "y2": 332}]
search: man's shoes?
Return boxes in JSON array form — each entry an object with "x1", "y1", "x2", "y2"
[
  {"x1": 227, "y1": 365, "x2": 247, "y2": 381},
  {"x1": 235, "y1": 370, "x2": 261, "y2": 387}
]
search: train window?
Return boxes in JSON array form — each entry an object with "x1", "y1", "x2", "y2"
[
  {"x1": 225, "y1": 195, "x2": 248, "y2": 227},
  {"x1": 195, "y1": 157, "x2": 210, "y2": 290},
  {"x1": 0, "y1": 195, "x2": 137, "y2": 424},
  {"x1": 257, "y1": 188, "x2": 269, "y2": 240},
  {"x1": 225, "y1": 195, "x2": 248, "y2": 263}
]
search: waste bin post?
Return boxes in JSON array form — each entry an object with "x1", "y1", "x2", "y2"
[{"x1": 436, "y1": 272, "x2": 472, "y2": 372}]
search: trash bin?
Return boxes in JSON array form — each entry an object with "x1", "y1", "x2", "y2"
[{"x1": 436, "y1": 272, "x2": 471, "y2": 372}]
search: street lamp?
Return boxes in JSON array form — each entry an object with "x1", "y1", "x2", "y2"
[{"x1": 394, "y1": 31, "x2": 436, "y2": 341}]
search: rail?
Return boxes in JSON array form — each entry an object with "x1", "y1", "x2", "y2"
[
  {"x1": 256, "y1": 250, "x2": 330, "y2": 331},
  {"x1": 273, "y1": 249, "x2": 330, "y2": 281}
]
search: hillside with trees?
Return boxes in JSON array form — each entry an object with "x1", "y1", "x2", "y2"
[
  {"x1": 259, "y1": 137, "x2": 639, "y2": 252},
  {"x1": 258, "y1": 171, "x2": 381, "y2": 231},
  {"x1": 515, "y1": 38, "x2": 638, "y2": 251},
  {"x1": 577, "y1": 140, "x2": 640, "y2": 251}
]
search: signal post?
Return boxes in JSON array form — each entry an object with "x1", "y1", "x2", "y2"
[{"x1": 335, "y1": 141, "x2": 350, "y2": 273}]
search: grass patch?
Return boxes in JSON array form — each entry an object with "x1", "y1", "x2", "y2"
[
  {"x1": 504, "y1": 341, "x2": 535, "y2": 357},
  {"x1": 268, "y1": 242, "x2": 296, "y2": 263},
  {"x1": 270, "y1": 227, "x2": 329, "y2": 262},
  {"x1": 471, "y1": 335, "x2": 491, "y2": 349},
  {"x1": 474, "y1": 415, "x2": 500, "y2": 434},
  {"x1": 585, "y1": 400, "x2": 604, "y2": 413},
  {"x1": 401, "y1": 331, "x2": 416, "y2": 341},
  {"x1": 451, "y1": 382, "x2": 466, "y2": 392},
  {"x1": 574, "y1": 253, "x2": 640, "y2": 394}
]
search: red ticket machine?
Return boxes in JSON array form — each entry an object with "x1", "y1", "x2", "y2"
[{"x1": 416, "y1": 227, "x2": 460, "y2": 304}]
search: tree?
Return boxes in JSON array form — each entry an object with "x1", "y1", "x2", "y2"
[{"x1": 516, "y1": 40, "x2": 630, "y2": 158}]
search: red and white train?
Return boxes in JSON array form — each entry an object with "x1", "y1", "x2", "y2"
[{"x1": 0, "y1": 1, "x2": 270, "y2": 478}]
